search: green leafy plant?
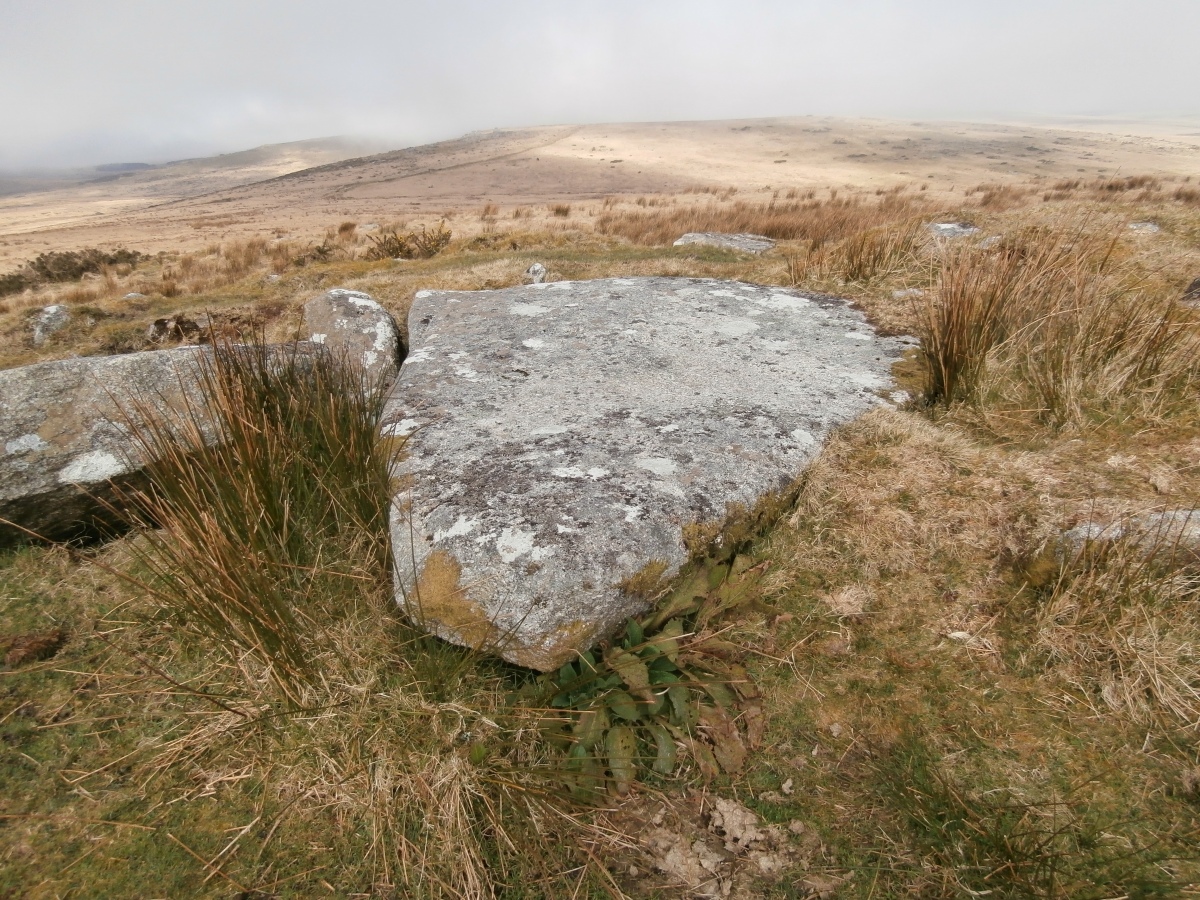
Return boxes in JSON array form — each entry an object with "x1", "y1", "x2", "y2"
[{"x1": 533, "y1": 554, "x2": 769, "y2": 797}]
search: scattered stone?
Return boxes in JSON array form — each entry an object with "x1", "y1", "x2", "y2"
[
  {"x1": 123, "y1": 292, "x2": 147, "y2": 300},
  {"x1": 1129, "y1": 221, "x2": 1161, "y2": 234},
  {"x1": 265, "y1": 273, "x2": 282, "y2": 284},
  {"x1": 1060, "y1": 508, "x2": 1200, "y2": 561},
  {"x1": 1181, "y1": 278, "x2": 1200, "y2": 305},
  {"x1": 32, "y1": 305, "x2": 70, "y2": 346},
  {"x1": 147, "y1": 315, "x2": 201, "y2": 344},
  {"x1": 673, "y1": 232, "x2": 776, "y2": 254},
  {"x1": 927, "y1": 222, "x2": 980, "y2": 239},
  {"x1": 891, "y1": 288, "x2": 924, "y2": 299},
  {"x1": 303, "y1": 289, "x2": 403, "y2": 385},
  {"x1": 384, "y1": 277, "x2": 905, "y2": 669},
  {"x1": 524, "y1": 262, "x2": 547, "y2": 284},
  {"x1": 979, "y1": 235, "x2": 1004, "y2": 249}
]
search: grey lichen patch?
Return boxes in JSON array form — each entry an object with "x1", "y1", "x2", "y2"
[{"x1": 385, "y1": 277, "x2": 908, "y2": 670}]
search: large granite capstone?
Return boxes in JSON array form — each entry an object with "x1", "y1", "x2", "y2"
[{"x1": 383, "y1": 277, "x2": 908, "y2": 670}]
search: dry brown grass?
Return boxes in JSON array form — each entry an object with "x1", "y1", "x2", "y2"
[
  {"x1": 917, "y1": 221, "x2": 1200, "y2": 429},
  {"x1": 597, "y1": 193, "x2": 930, "y2": 248}
]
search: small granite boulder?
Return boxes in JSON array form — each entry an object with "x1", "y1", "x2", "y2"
[
  {"x1": 673, "y1": 233, "x2": 776, "y2": 254},
  {"x1": 525, "y1": 262, "x2": 548, "y2": 284},
  {"x1": 1181, "y1": 278, "x2": 1200, "y2": 305},
  {"x1": 304, "y1": 289, "x2": 403, "y2": 384},
  {"x1": 32, "y1": 305, "x2": 70, "y2": 346},
  {"x1": 927, "y1": 222, "x2": 980, "y2": 239},
  {"x1": 383, "y1": 277, "x2": 907, "y2": 669}
]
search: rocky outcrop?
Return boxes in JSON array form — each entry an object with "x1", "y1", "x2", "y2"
[
  {"x1": 383, "y1": 277, "x2": 909, "y2": 670},
  {"x1": 304, "y1": 289, "x2": 404, "y2": 384},
  {"x1": 673, "y1": 233, "x2": 776, "y2": 254}
]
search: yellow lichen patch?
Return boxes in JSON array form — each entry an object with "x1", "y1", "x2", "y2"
[
  {"x1": 511, "y1": 620, "x2": 600, "y2": 672},
  {"x1": 409, "y1": 550, "x2": 501, "y2": 653},
  {"x1": 618, "y1": 558, "x2": 671, "y2": 598}
]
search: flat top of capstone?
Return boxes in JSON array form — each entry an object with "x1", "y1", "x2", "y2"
[{"x1": 385, "y1": 277, "x2": 908, "y2": 669}]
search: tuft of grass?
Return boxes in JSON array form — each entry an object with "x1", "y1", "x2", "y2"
[
  {"x1": 598, "y1": 194, "x2": 928, "y2": 247},
  {"x1": 916, "y1": 222, "x2": 1200, "y2": 427},
  {"x1": 120, "y1": 338, "x2": 395, "y2": 704},
  {"x1": 1016, "y1": 520, "x2": 1200, "y2": 725},
  {"x1": 788, "y1": 217, "x2": 923, "y2": 284}
]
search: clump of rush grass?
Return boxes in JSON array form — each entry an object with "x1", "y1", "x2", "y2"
[
  {"x1": 1016, "y1": 519, "x2": 1200, "y2": 726},
  {"x1": 113, "y1": 335, "x2": 624, "y2": 896},
  {"x1": 122, "y1": 337, "x2": 393, "y2": 704},
  {"x1": 916, "y1": 222, "x2": 1200, "y2": 429},
  {"x1": 787, "y1": 216, "x2": 924, "y2": 284},
  {"x1": 597, "y1": 193, "x2": 927, "y2": 247}
]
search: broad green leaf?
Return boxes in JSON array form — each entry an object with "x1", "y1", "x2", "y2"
[
  {"x1": 730, "y1": 553, "x2": 755, "y2": 576},
  {"x1": 573, "y1": 706, "x2": 610, "y2": 749},
  {"x1": 647, "y1": 723, "x2": 678, "y2": 775},
  {"x1": 668, "y1": 684, "x2": 696, "y2": 727},
  {"x1": 606, "y1": 725, "x2": 639, "y2": 795},
  {"x1": 644, "y1": 687, "x2": 667, "y2": 717},
  {"x1": 700, "y1": 679, "x2": 737, "y2": 709},
  {"x1": 607, "y1": 689, "x2": 643, "y2": 722},
  {"x1": 646, "y1": 617, "x2": 685, "y2": 663},
  {"x1": 625, "y1": 619, "x2": 645, "y2": 647},
  {"x1": 650, "y1": 663, "x2": 679, "y2": 682},
  {"x1": 707, "y1": 563, "x2": 730, "y2": 590},
  {"x1": 607, "y1": 647, "x2": 652, "y2": 699},
  {"x1": 643, "y1": 571, "x2": 707, "y2": 630},
  {"x1": 557, "y1": 661, "x2": 576, "y2": 685}
]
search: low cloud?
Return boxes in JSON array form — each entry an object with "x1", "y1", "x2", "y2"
[{"x1": 2, "y1": 0, "x2": 1196, "y2": 169}]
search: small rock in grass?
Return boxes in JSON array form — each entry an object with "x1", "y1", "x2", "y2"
[
  {"x1": 524, "y1": 262, "x2": 547, "y2": 284},
  {"x1": 673, "y1": 232, "x2": 776, "y2": 254},
  {"x1": 123, "y1": 292, "x2": 147, "y2": 300},
  {"x1": 303, "y1": 288, "x2": 403, "y2": 385},
  {"x1": 32, "y1": 305, "x2": 70, "y2": 346},
  {"x1": 927, "y1": 222, "x2": 980, "y2": 239},
  {"x1": 1181, "y1": 278, "x2": 1200, "y2": 305},
  {"x1": 1129, "y1": 221, "x2": 1161, "y2": 234}
]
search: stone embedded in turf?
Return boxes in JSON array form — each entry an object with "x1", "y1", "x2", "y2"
[
  {"x1": 672, "y1": 232, "x2": 776, "y2": 254},
  {"x1": 383, "y1": 276, "x2": 910, "y2": 670}
]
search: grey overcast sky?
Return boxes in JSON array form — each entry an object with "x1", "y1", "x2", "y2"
[{"x1": 1, "y1": 0, "x2": 1196, "y2": 170}]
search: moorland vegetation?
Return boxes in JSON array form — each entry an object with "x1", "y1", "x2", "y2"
[{"x1": 2, "y1": 176, "x2": 1200, "y2": 897}]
